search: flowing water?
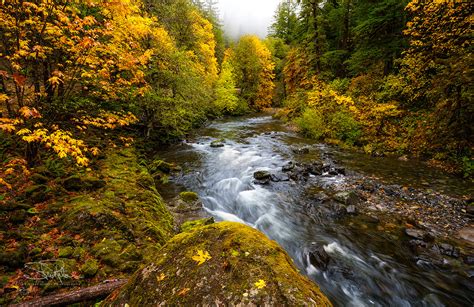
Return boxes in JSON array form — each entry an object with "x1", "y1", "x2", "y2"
[{"x1": 156, "y1": 116, "x2": 474, "y2": 306}]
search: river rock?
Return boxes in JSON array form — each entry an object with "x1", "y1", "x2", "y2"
[
  {"x1": 405, "y1": 228, "x2": 434, "y2": 242},
  {"x1": 282, "y1": 161, "x2": 295, "y2": 172},
  {"x1": 308, "y1": 246, "x2": 331, "y2": 270},
  {"x1": 436, "y1": 243, "x2": 460, "y2": 258},
  {"x1": 105, "y1": 222, "x2": 331, "y2": 306},
  {"x1": 291, "y1": 146, "x2": 310, "y2": 154},
  {"x1": 457, "y1": 226, "x2": 474, "y2": 245},
  {"x1": 346, "y1": 205, "x2": 357, "y2": 215},
  {"x1": 333, "y1": 191, "x2": 362, "y2": 207},
  {"x1": 210, "y1": 140, "x2": 225, "y2": 148},
  {"x1": 254, "y1": 170, "x2": 271, "y2": 181}
]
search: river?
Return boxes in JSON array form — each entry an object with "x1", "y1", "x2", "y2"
[{"x1": 156, "y1": 115, "x2": 473, "y2": 306}]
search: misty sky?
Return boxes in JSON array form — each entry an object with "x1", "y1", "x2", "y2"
[{"x1": 217, "y1": 0, "x2": 282, "y2": 40}]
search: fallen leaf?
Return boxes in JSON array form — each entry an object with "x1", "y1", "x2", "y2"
[
  {"x1": 192, "y1": 250, "x2": 211, "y2": 265},
  {"x1": 254, "y1": 279, "x2": 266, "y2": 289},
  {"x1": 178, "y1": 287, "x2": 190, "y2": 296}
]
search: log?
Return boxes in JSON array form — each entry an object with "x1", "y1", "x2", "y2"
[{"x1": 11, "y1": 279, "x2": 128, "y2": 307}]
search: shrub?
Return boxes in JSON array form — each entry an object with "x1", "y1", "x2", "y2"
[
  {"x1": 295, "y1": 109, "x2": 325, "y2": 140},
  {"x1": 329, "y1": 111, "x2": 362, "y2": 145}
]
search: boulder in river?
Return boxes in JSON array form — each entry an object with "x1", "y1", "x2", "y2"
[
  {"x1": 210, "y1": 140, "x2": 225, "y2": 148},
  {"x1": 105, "y1": 222, "x2": 331, "y2": 306},
  {"x1": 253, "y1": 170, "x2": 272, "y2": 184},
  {"x1": 308, "y1": 246, "x2": 331, "y2": 270}
]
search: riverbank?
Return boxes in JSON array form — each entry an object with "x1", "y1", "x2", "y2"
[{"x1": 0, "y1": 142, "x2": 331, "y2": 305}]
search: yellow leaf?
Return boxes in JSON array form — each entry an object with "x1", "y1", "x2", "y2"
[
  {"x1": 157, "y1": 273, "x2": 166, "y2": 282},
  {"x1": 254, "y1": 279, "x2": 266, "y2": 289},
  {"x1": 192, "y1": 250, "x2": 211, "y2": 265}
]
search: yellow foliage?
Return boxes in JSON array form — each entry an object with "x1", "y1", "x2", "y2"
[
  {"x1": 254, "y1": 279, "x2": 266, "y2": 289},
  {"x1": 191, "y1": 250, "x2": 212, "y2": 265}
]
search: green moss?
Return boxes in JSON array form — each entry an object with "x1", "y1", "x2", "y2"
[
  {"x1": 180, "y1": 217, "x2": 214, "y2": 232},
  {"x1": 179, "y1": 191, "x2": 199, "y2": 203},
  {"x1": 105, "y1": 222, "x2": 332, "y2": 306},
  {"x1": 58, "y1": 246, "x2": 74, "y2": 258},
  {"x1": 81, "y1": 259, "x2": 99, "y2": 277}
]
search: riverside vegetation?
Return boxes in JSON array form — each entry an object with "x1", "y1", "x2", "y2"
[{"x1": 0, "y1": 0, "x2": 472, "y2": 305}]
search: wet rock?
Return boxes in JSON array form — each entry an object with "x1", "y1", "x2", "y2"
[
  {"x1": 436, "y1": 243, "x2": 459, "y2": 258},
  {"x1": 106, "y1": 222, "x2": 331, "y2": 306},
  {"x1": 408, "y1": 239, "x2": 429, "y2": 254},
  {"x1": 464, "y1": 256, "x2": 474, "y2": 265},
  {"x1": 282, "y1": 161, "x2": 295, "y2": 172},
  {"x1": 346, "y1": 205, "x2": 357, "y2": 215},
  {"x1": 291, "y1": 146, "x2": 310, "y2": 154},
  {"x1": 322, "y1": 164, "x2": 331, "y2": 173},
  {"x1": 308, "y1": 246, "x2": 330, "y2": 270},
  {"x1": 457, "y1": 227, "x2": 474, "y2": 245},
  {"x1": 253, "y1": 170, "x2": 271, "y2": 181},
  {"x1": 210, "y1": 140, "x2": 225, "y2": 148},
  {"x1": 405, "y1": 228, "x2": 434, "y2": 242},
  {"x1": 330, "y1": 203, "x2": 348, "y2": 218},
  {"x1": 333, "y1": 191, "x2": 362, "y2": 207},
  {"x1": 335, "y1": 167, "x2": 346, "y2": 175}
]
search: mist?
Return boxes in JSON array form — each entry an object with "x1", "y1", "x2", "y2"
[{"x1": 216, "y1": 0, "x2": 282, "y2": 40}]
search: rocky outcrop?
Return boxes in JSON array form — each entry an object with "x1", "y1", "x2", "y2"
[{"x1": 105, "y1": 222, "x2": 332, "y2": 306}]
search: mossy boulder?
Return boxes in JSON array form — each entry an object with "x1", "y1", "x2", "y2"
[
  {"x1": 58, "y1": 246, "x2": 74, "y2": 258},
  {"x1": 81, "y1": 259, "x2": 99, "y2": 277},
  {"x1": 179, "y1": 191, "x2": 199, "y2": 203},
  {"x1": 149, "y1": 160, "x2": 175, "y2": 174},
  {"x1": 105, "y1": 222, "x2": 331, "y2": 306}
]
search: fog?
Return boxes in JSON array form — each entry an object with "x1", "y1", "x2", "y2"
[{"x1": 216, "y1": 0, "x2": 282, "y2": 40}]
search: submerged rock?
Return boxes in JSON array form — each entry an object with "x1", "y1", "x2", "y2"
[{"x1": 105, "y1": 222, "x2": 331, "y2": 306}]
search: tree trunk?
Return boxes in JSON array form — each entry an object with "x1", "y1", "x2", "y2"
[{"x1": 11, "y1": 279, "x2": 127, "y2": 307}]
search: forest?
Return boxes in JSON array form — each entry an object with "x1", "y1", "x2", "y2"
[{"x1": 0, "y1": 0, "x2": 472, "y2": 305}]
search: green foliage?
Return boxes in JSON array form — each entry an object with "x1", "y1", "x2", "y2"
[
  {"x1": 214, "y1": 56, "x2": 239, "y2": 114},
  {"x1": 328, "y1": 111, "x2": 361, "y2": 145},
  {"x1": 295, "y1": 109, "x2": 325, "y2": 140}
]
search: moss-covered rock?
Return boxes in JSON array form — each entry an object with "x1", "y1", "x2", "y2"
[
  {"x1": 81, "y1": 259, "x2": 99, "y2": 277},
  {"x1": 179, "y1": 191, "x2": 199, "y2": 203},
  {"x1": 58, "y1": 246, "x2": 74, "y2": 258},
  {"x1": 180, "y1": 217, "x2": 214, "y2": 232},
  {"x1": 105, "y1": 222, "x2": 331, "y2": 306}
]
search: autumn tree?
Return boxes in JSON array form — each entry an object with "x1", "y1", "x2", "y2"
[
  {"x1": 401, "y1": 0, "x2": 473, "y2": 153},
  {"x1": 214, "y1": 50, "x2": 239, "y2": 114},
  {"x1": 231, "y1": 36, "x2": 276, "y2": 110}
]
